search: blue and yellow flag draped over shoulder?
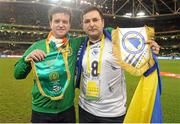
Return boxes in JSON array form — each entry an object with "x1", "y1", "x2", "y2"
[
  {"x1": 29, "y1": 51, "x2": 70, "y2": 100},
  {"x1": 112, "y1": 27, "x2": 162, "y2": 123}
]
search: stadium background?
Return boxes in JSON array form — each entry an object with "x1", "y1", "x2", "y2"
[{"x1": 0, "y1": 0, "x2": 179, "y2": 123}]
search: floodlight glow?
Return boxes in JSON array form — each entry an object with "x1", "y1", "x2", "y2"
[
  {"x1": 80, "y1": 0, "x2": 91, "y2": 5},
  {"x1": 124, "y1": 13, "x2": 132, "y2": 17},
  {"x1": 136, "y1": 11, "x2": 145, "y2": 16}
]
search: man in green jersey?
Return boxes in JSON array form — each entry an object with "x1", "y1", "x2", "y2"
[{"x1": 14, "y1": 6, "x2": 84, "y2": 123}]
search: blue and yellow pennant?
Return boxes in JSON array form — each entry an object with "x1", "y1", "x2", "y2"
[{"x1": 112, "y1": 27, "x2": 162, "y2": 123}]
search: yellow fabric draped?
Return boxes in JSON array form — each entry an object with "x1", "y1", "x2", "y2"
[{"x1": 124, "y1": 70, "x2": 158, "y2": 123}]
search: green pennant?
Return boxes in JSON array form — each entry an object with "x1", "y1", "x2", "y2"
[{"x1": 32, "y1": 51, "x2": 68, "y2": 100}]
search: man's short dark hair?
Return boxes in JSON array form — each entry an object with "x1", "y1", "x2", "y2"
[
  {"x1": 81, "y1": 6, "x2": 104, "y2": 21},
  {"x1": 48, "y1": 6, "x2": 72, "y2": 22}
]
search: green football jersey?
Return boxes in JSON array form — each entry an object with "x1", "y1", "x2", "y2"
[{"x1": 14, "y1": 36, "x2": 85, "y2": 113}]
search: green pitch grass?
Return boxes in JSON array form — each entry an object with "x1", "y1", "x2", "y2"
[{"x1": 0, "y1": 58, "x2": 179, "y2": 123}]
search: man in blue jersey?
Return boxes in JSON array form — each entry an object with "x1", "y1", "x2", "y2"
[{"x1": 76, "y1": 6, "x2": 160, "y2": 123}]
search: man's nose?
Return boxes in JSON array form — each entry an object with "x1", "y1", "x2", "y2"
[
  {"x1": 58, "y1": 21, "x2": 64, "y2": 27},
  {"x1": 89, "y1": 20, "x2": 95, "y2": 26}
]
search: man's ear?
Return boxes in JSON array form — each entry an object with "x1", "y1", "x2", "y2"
[{"x1": 49, "y1": 21, "x2": 52, "y2": 29}]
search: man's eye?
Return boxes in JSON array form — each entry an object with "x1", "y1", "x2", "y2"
[
  {"x1": 84, "y1": 20, "x2": 90, "y2": 24},
  {"x1": 55, "y1": 20, "x2": 60, "y2": 23},
  {"x1": 63, "y1": 21, "x2": 68, "y2": 24},
  {"x1": 92, "y1": 18, "x2": 99, "y2": 22},
  {"x1": 83, "y1": 18, "x2": 101, "y2": 24}
]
